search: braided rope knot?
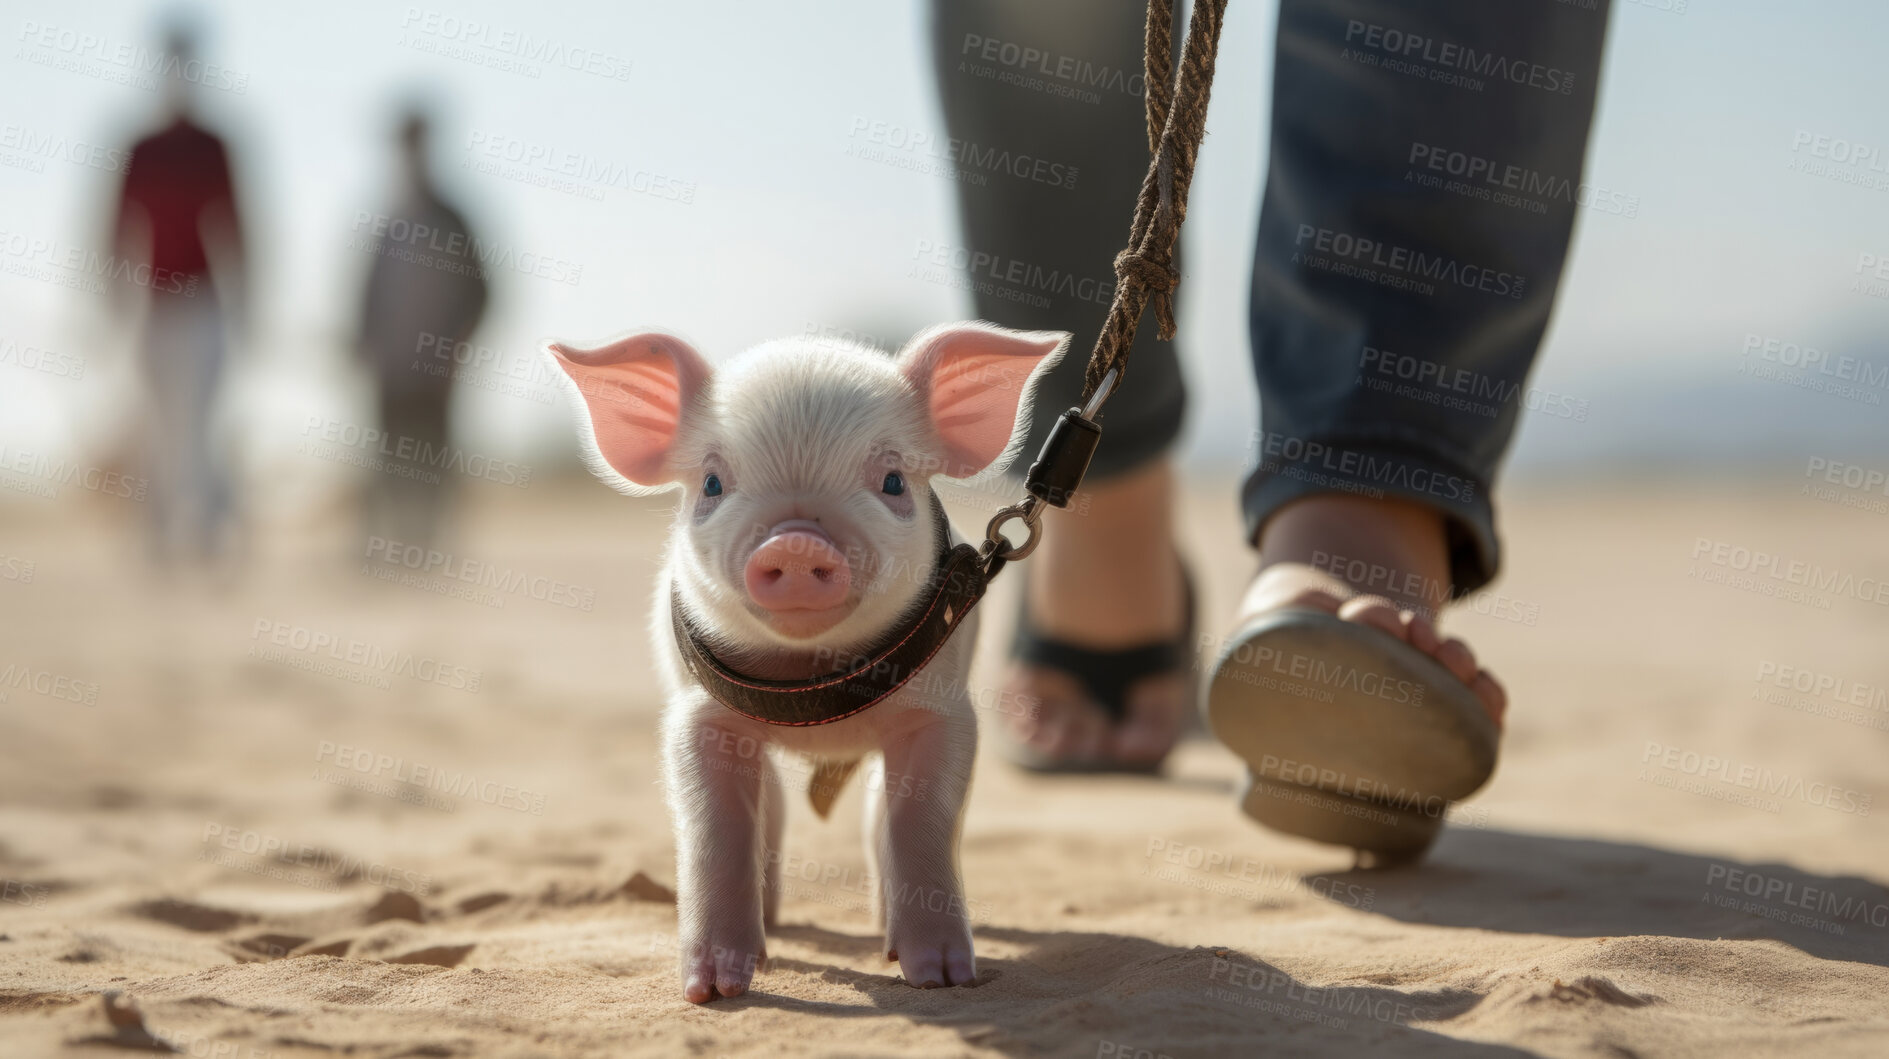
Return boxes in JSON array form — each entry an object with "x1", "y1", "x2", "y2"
[
  {"x1": 1078, "y1": 0, "x2": 1226, "y2": 402},
  {"x1": 1114, "y1": 248, "x2": 1180, "y2": 340}
]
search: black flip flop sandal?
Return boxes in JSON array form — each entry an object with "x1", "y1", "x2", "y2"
[
  {"x1": 999, "y1": 565, "x2": 1196, "y2": 774},
  {"x1": 1200, "y1": 607, "x2": 1499, "y2": 866}
]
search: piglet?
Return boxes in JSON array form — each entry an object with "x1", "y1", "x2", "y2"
[{"x1": 546, "y1": 322, "x2": 1067, "y2": 1002}]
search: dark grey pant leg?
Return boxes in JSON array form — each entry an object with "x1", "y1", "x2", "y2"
[
  {"x1": 930, "y1": 0, "x2": 1184, "y2": 479},
  {"x1": 1246, "y1": 0, "x2": 1612, "y2": 593}
]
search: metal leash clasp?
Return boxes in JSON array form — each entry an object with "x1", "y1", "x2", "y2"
[
  {"x1": 982, "y1": 496, "x2": 1046, "y2": 567},
  {"x1": 978, "y1": 369, "x2": 1117, "y2": 579}
]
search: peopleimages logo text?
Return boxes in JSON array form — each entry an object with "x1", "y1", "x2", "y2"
[
  {"x1": 316, "y1": 741, "x2": 545, "y2": 814},
  {"x1": 1690, "y1": 537, "x2": 1889, "y2": 608},
  {"x1": 1407, "y1": 143, "x2": 1636, "y2": 217},
  {"x1": 364, "y1": 536, "x2": 596, "y2": 611},
  {"x1": 396, "y1": 8, "x2": 632, "y2": 81},
  {"x1": 251, "y1": 619, "x2": 482, "y2": 692},
  {"x1": 1642, "y1": 742, "x2": 1872, "y2": 815},
  {"x1": 1705, "y1": 863, "x2": 1889, "y2": 929},
  {"x1": 301, "y1": 416, "x2": 531, "y2": 486},
  {"x1": 849, "y1": 117, "x2": 1080, "y2": 191},
  {"x1": 1741, "y1": 334, "x2": 1889, "y2": 390},
  {"x1": 350, "y1": 211, "x2": 583, "y2": 286},
  {"x1": 15, "y1": 19, "x2": 251, "y2": 92},
  {"x1": 1344, "y1": 20, "x2": 1575, "y2": 95},
  {"x1": 1294, "y1": 225, "x2": 1524, "y2": 299},
  {"x1": 958, "y1": 33, "x2": 1145, "y2": 99}
]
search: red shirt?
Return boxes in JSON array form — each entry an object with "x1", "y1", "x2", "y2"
[{"x1": 117, "y1": 119, "x2": 239, "y2": 276}]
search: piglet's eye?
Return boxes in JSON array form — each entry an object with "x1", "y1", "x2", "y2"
[
  {"x1": 703, "y1": 473, "x2": 723, "y2": 497},
  {"x1": 881, "y1": 471, "x2": 905, "y2": 496}
]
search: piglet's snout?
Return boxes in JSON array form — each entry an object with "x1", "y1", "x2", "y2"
[{"x1": 744, "y1": 524, "x2": 852, "y2": 612}]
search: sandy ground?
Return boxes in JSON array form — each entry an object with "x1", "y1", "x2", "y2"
[{"x1": 1, "y1": 474, "x2": 1886, "y2": 1058}]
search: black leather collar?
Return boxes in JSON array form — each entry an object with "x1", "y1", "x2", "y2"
[{"x1": 672, "y1": 491, "x2": 990, "y2": 726}]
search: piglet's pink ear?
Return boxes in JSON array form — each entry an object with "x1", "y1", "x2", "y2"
[
  {"x1": 897, "y1": 321, "x2": 1070, "y2": 480},
  {"x1": 546, "y1": 332, "x2": 711, "y2": 492}
]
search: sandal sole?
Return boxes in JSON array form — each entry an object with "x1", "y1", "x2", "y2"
[{"x1": 1202, "y1": 608, "x2": 1498, "y2": 862}]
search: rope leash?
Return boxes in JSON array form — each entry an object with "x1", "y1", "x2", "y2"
[{"x1": 978, "y1": 0, "x2": 1229, "y2": 580}]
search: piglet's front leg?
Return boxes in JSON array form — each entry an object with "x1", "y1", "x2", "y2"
[
  {"x1": 665, "y1": 714, "x2": 769, "y2": 1003},
  {"x1": 872, "y1": 712, "x2": 978, "y2": 988}
]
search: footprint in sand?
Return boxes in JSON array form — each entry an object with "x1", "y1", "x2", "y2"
[
  {"x1": 384, "y1": 943, "x2": 476, "y2": 968},
  {"x1": 366, "y1": 891, "x2": 425, "y2": 924},
  {"x1": 267, "y1": 935, "x2": 459, "y2": 964},
  {"x1": 296, "y1": 938, "x2": 354, "y2": 958},
  {"x1": 0, "y1": 992, "x2": 86, "y2": 1015},
  {"x1": 621, "y1": 871, "x2": 675, "y2": 903},
  {"x1": 1538, "y1": 975, "x2": 1659, "y2": 1008},
  {"x1": 456, "y1": 892, "x2": 510, "y2": 914},
  {"x1": 227, "y1": 932, "x2": 313, "y2": 962},
  {"x1": 129, "y1": 897, "x2": 254, "y2": 933}
]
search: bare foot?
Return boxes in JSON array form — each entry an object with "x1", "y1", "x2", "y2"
[
  {"x1": 1242, "y1": 494, "x2": 1507, "y2": 727},
  {"x1": 1002, "y1": 459, "x2": 1189, "y2": 767}
]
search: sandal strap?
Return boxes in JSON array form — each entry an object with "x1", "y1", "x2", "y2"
[
  {"x1": 1010, "y1": 562, "x2": 1196, "y2": 723},
  {"x1": 1013, "y1": 637, "x2": 1189, "y2": 722}
]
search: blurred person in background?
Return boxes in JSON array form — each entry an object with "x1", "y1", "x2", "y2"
[
  {"x1": 110, "y1": 14, "x2": 249, "y2": 569},
  {"x1": 934, "y1": 0, "x2": 1609, "y2": 862},
  {"x1": 352, "y1": 104, "x2": 489, "y2": 549}
]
